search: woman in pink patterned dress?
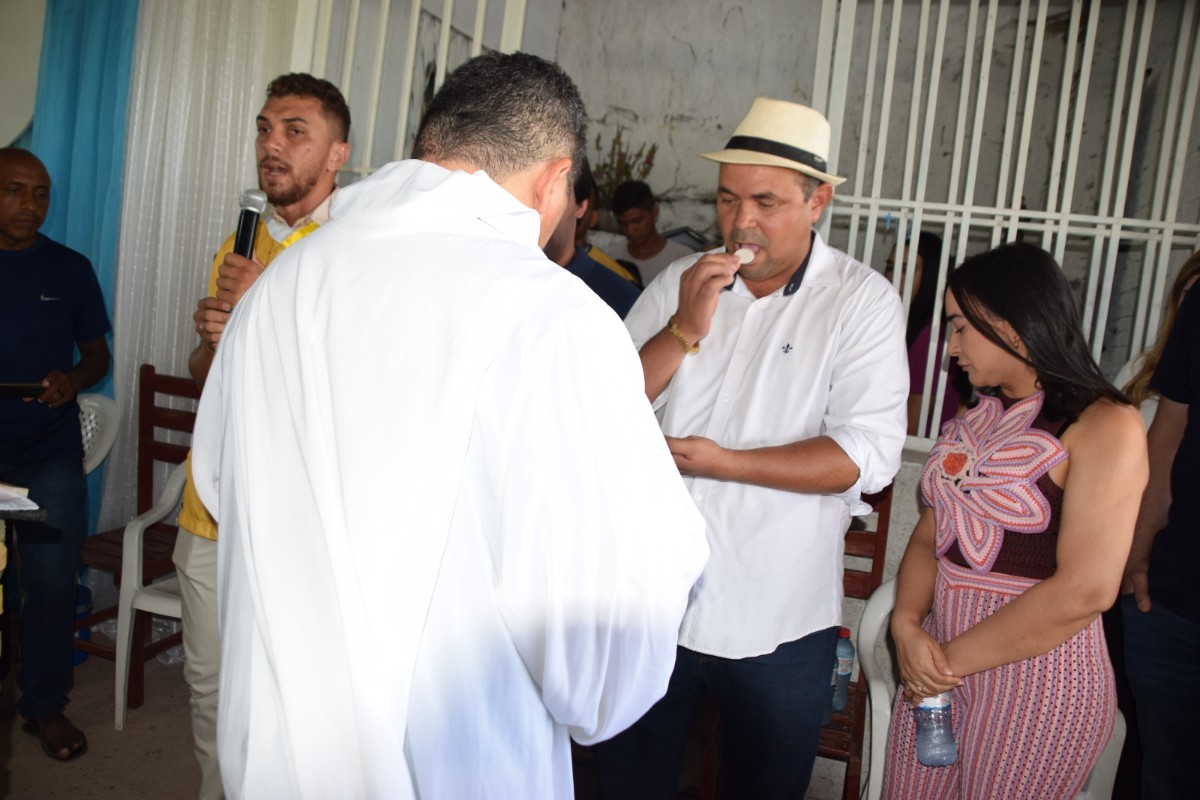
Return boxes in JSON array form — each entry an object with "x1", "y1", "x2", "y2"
[{"x1": 881, "y1": 242, "x2": 1148, "y2": 799}]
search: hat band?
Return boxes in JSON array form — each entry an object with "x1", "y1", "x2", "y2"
[{"x1": 724, "y1": 135, "x2": 828, "y2": 174}]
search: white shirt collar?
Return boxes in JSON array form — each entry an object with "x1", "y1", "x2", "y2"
[{"x1": 266, "y1": 188, "x2": 337, "y2": 241}]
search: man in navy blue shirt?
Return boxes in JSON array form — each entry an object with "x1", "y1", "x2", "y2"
[
  {"x1": 544, "y1": 159, "x2": 641, "y2": 318},
  {"x1": 0, "y1": 148, "x2": 110, "y2": 761},
  {"x1": 1123, "y1": 271, "x2": 1200, "y2": 800}
]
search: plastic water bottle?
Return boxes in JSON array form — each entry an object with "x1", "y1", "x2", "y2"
[
  {"x1": 831, "y1": 627, "x2": 854, "y2": 712},
  {"x1": 914, "y1": 692, "x2": 958, "y2": 766}
]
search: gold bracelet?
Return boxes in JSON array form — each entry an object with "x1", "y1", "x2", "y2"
[{"x1": 667, "y1": 316, "x2": 700, "y2": 355}]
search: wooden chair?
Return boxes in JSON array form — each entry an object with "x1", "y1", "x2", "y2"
[
  {"x1": 683, "y1": 484, "x2": 894, "y2": 800},
  {"x1": 73, "y1": 364, "x2": 200, "y2": 710}
]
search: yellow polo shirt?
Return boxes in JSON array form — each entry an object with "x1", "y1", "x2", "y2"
[{"x1": 177, "y1": 215, "x2": 323, "y2": 540}]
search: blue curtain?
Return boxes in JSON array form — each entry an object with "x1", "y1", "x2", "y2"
[{"x1": 30, "y1": 0, "x2": 139, "y2": 533}]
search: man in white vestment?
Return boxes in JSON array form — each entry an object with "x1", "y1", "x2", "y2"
[{"x1": 191, "y1": 52, "x2": 709, "y2": 799}]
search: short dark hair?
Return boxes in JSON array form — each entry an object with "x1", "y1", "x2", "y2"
[
  {"x1": 906, "y1": 231, "x2": 944, "y2": 347},
  {"x1": 611, "y1": 180, "x2": 655, "y2": 215},
  {"x1": 574, "y1": 156, "x2": 596, "y2": 205},
  {"x1": 794, "y1": 172, "x2": 820, "y2": 200},
  {"x1": 266, "y1": 73, "x2": 351, "y2": 142},
  {"x1": 412, "y1": 52, "x2": 586, "y2": 183},
  {"x1": 0, "y1": 147, "x2": 48, "y2": 178},
  {"x1": 948, "y1": 242, "x2": 1128, "y2": 420}
]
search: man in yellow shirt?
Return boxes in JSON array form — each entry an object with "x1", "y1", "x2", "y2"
[{"x1": 176, "y1": 73, "x2": 350, "y2": 800}]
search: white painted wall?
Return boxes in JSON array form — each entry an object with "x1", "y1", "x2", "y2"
[
  {"x1": 262, "y1": 0, "x2": 309, "y2": 77},
  {"x1": 0, "y1": 0, "x2": 46, "y2": 145}
]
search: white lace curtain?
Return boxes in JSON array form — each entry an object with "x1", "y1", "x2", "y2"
[{"x1": 100, "y1": 0, "x2": 269, "y2": 530}]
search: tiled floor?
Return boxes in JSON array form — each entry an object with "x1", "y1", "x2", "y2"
[
  {"x1": 0, "y1": 454, "x2": 927, "y2": 800},
  {"x1": 2, "y1": 653, "x2": 854, "y2": 800},
  {"x1": 1, "y1": 650, "x2": 198, "y2": 799}
]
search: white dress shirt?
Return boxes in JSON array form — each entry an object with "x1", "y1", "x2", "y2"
[
  {"x1": 625, "y1": 233, "x2": 907, "y2": 658},
  {"x1": 265, "y1": 187, "x2": 336, "y2": 242},
  {"x1": 193, "y1": 160, "x2": 708, "y2": 799}
]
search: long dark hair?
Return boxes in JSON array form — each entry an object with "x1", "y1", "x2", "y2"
[
  {"x1": 1123, "y1": 249, "x2": 1200, "y2": 406},
  {"x1": 906, "y1": 231, "x2": 943, "y2": 347},
  {"x1": 947, "y1": 242, "x2": 1129, "y2": 420}
]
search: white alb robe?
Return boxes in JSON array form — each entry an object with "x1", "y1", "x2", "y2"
[{"x1": 192, "y1": 160, "x2": 708, "y2": 799}]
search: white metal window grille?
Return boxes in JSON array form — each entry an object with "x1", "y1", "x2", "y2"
[
  {"x1": 289, "y1": 0, "x2": 530, "y2": 184},
  {"x1": 813, "y1": 0, "x2": 1200, "y2": 442}
]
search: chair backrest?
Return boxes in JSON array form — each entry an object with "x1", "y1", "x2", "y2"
[
  {"x1": 134, "y1": 364, "x2": 201, "y2": 515},
  {"x1": 79, "y1": 393, "x2": 120, "y2": 475},
  {"x1": 846, "y1": 484, "x2": 894, "y2": 600}
]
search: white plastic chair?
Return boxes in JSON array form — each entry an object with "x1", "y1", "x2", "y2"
[
  {"x1": 79, "y1": 392, "x2": 119, "y2": 475},
  {"x1": 857, "y1": 578, "x2": 1126, "y2": 800},
  {"x1": 114, "y1": 461, "x2": 187, "y2": 730}
]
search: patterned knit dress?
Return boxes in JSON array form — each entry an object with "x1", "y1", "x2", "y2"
[{"x1": 880, "y1": 392, "x2": 1115, "y2": 800}]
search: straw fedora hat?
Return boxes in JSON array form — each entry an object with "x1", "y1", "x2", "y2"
[{"x1": 700, "y1": 97, "x2": 846, "y2": 186}]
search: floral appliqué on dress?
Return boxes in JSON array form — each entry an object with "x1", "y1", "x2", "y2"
[{"x1": 920, "y1": 392, "x2": 1067, "y2": 572}]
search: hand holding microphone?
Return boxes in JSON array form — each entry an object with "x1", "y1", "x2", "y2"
[
  {"x1": 216, "y1": 189, "x2": 268, "y2": 307},
  {"x1": 233, "y1": 188, "x2": 267, "y2": 258}
]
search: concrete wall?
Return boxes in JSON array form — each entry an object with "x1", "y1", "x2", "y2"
[{"x1": 557, "y1": 0, "x2": 1200, "y2": 377}]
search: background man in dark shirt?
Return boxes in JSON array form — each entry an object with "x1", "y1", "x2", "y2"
[
  {"x1": 544, "y1": 159, "x2": 641, "y2": 318},
  {"x1": 0, "y1": 147, "x2": 111, "y2": 761},
  {"x1": 1123, "y1": 274, "x2": 1200, "y2": 800}
]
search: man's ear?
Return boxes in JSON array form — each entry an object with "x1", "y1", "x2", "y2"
[
  {"x1": 326, "y1": 141, "x2": 351, "y2": 174},
  {"x1": 808, "y1": 183, "x2": 834, "y2": 222},
  {"x1": 575, "y1": 196, "x2": 590, "y2": 222},
  {"x1": 531, "y1": 157, "x2": 573, "y2": 217}
]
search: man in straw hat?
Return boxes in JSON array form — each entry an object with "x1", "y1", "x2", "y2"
[{"x1": 593, "y1": 98, "x2": 908, "y2": 796}]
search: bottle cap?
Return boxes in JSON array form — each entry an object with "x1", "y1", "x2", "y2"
[{"x1": 916, "y1": 692, "x2": 951, "y2": 709}]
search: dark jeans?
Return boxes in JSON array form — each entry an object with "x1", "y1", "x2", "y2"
[
  {"x1": 0, "y1": 458, "x2": 86, "y2": 720},
  {"x1": 1121, "y1": 594, "x2": 1200, "y2": 800},
  {"x1": 592, "y1": 626, "x2": 839, "y2": 800}
]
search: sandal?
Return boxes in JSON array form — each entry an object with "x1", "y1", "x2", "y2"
[{"x1": 22, "y1": 712, "x2": 88, "y2": 761}]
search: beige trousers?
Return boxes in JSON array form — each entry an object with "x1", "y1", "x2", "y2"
[{"x1": 173, "y1": 530, "x2": 224, "y2": 800}]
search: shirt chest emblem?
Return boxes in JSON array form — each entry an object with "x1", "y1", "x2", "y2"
[{"x1": 781, "y1": 343, "x2": 793, "y2": 354}]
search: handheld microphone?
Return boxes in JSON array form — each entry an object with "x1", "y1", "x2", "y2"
[{"x1": 233, "y1": 189, "x2": 268, "y2": 259}]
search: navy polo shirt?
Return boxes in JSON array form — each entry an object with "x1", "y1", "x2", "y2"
[
  {"x1": 1149, "y1": 285, "x2": 1200, "y2": 623},
  {"x1": 0, "y1": 235, "x2": 111, "y2": 463},
  {"x1": 564, "y1": 245, "x2": 641, "y2": 319}
]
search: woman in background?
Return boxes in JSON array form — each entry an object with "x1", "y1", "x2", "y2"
[
  {"x1": 887, "y1": 232, "x2": 969, "y2": 435},
  {"x1": 881, "y1": 242, "x2": 1148, "y2": 799},
  {"x1": 1118, "y1": 251, "x2": 1200, "y2": 426}
]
